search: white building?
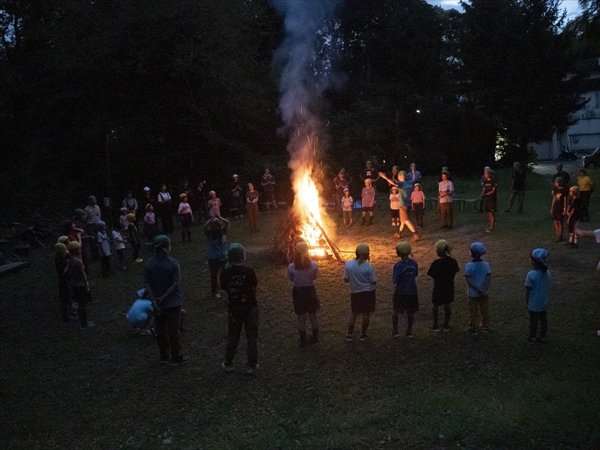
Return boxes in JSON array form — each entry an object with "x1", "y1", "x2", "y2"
[{"x1": 532, "y1": 57, "x2": 600, "y2": 160}]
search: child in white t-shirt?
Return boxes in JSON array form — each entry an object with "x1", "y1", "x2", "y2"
[
  {"x1": 341, "y1": 188, "x2": 354, "y2": 227},
  {"x1": 112, "y1": 223, "x2": 128, "y2": 270}
]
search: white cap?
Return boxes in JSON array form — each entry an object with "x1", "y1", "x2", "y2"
[
  {"x1": 143, "y1": 186, "x2": 150, "y2": 192},
  {"x1": 233, "y1": 174, "x2": 238, "y2": 178}
]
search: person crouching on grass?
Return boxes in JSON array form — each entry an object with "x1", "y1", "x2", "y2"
[
  {"x1": 126, "y1": 288, "x2": 156, "y2": 336},
  {"x1": 464, "y1": 242, "x2": 491, "y2": 334},
  {"x1": 287, "y1": 242, "x2": 320, "y2": 348},
  {"x1": 220, "y1": 244, "x2": 259, "y2": 375},
  {"x1": 525, "y1": 248, "x2": 550, "y2": 343},
  {"x1": 391, "y1": 241, "x2": 419, "y2": 338},
  {"x1": 344, "y1": 243, "x2": 377, "y2": 341},
  {"x1": 427, "y1": 239, "x2": 460, "y2": 331}
]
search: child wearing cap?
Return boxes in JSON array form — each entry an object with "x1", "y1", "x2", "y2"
[
  {"x1": 126, "y1": 288, "x2": 156, "y2": 336},
  {"x1": 464, "y1": 242, "x2": 491, "y2": 333},
  {"x1": 287, "y1": 242, "x2": 320, "y2": 348},
  {"x1": 178, "y1": 193, "x2": 193, "y2": 243},
  {"x1": 344, "y1": 243, "x2": 377, "y2": 341},
  {"x1": 207, "y1": 190, "x2": 221, "y2": 218},
  {"x1": 341, "y1": 188, "x2": 354, "y2": 227},
  {"x1": 427, "y1": 240, "x2": 460, "y2": 331},
  {"x1": 525, "y1": 248, "x2": 550, "y2": 343},
  {"x1": 411, "y1": 182, "x2": 426, "y2": 228},
  {"x1": 361, "y1": 179, "x2": 376, "y2": 225},
  {"x1": 566, "y1": 186, "x2": 582, "y2": 248},
  {"x1": 96, "y1": 221, "x2": 113, "y2": 276},
  {"x1": 119, "y1": 207, "x2": 130, "y2": 232},
  {"x1": 231, "y1": 174, "x2": 244, "y2": 218},
  {"x1": 220, "y1": 243, "x2": 259, "y2": 374},
  {"x1": 389, "y1": 186, "x2": 400, "y2": 227},
  {"x1": 391, "y1": 241, "x2": 419, "y2": 338}
]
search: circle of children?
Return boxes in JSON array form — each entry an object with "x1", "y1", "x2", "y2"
[{"x1": 53, "y1": 161, "x2": 598, "y2": 370}]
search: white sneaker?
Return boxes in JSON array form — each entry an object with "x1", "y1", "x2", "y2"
[
  {"x1": 221, "y1": 362, "x2": 234, "y2": 372},
  {"x1": 214, "y1": 293, "x2": 221, "y2": 299}
]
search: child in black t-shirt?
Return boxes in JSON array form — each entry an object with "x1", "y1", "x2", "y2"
[
  {"x1": 220, "y1": 243, "x2": 259, "y2": 374},
  {"x1": 427, "y1": 239, "x2": 460, "y2": 331}
]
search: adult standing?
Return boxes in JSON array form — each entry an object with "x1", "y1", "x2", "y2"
[
  {"x1": 122, "y1": 190, "x2": 139, "y2": 216},
  {"x1": 246, "y1": 183, "x2": 260, "y2": 233},
  {"x1": 505, "y1": 162, "x2": 526, "y2": 213},
  {"x1": 552, "y1": 163, "x2": 571, "y2": 188},
  {"x1": 481, "y1": 169, "x2": 497, "y2": 232},
  {"x1": 360, "y1": 160, "x2": 380, "y2": 183},
  {"x1": 333, "y1": 169, "x2": 351, "y2": 211},
  {"x1": 261, "y1": 168, "x2": 277, "y2": 211},
  {"x1": 577, "y1": 168, "x2": 594, "y2": 222},
  {"x1": 231, "y1": 174, "x2": 244, "y2": 218},
  {"x1": 192, "y1": 181, "x2": 208, "y2": 223},
  {"x1": 379, "y1": 171, "x2": 421, "y2": 241},
  {"x1": 438, "y1": 171, "x2": 455, "y2": 229},
  {"x1": 405, "y1": 162, "x2": 422, "y2": 199},
  {"x1": 84, "y1": 195, "x2": 101, "y2": 237},
  {"x1": 142, "y1": 187, "x2": 156, "y2": 211},
  {"x1": 144, "y1": 235, "x2": 188, "y2": 366},
  {"x1": 157, "y1": 184, "x2": 174, "y2": 234}
]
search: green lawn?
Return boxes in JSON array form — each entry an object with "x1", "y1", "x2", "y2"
[{"x1": 1, "y1": 169, "x2": 599, "y2": 449}]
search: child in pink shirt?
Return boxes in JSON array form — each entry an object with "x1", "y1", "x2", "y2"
[{"x1": 411, "y1": 183, "x2": 426, "y2": 227}]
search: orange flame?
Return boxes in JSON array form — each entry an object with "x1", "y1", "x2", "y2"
[{"x1": 293, "y1": 169, "x2": 329, "y2": 257}]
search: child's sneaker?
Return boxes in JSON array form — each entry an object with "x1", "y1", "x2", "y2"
[
  {"x1": 170, "y1": 355, "x2": 190, "y2": 366},
  {"x1": 221, "y1": 362, "x2": 234, "y2": 372},
  {"x1": 467, "y1": 327, "x2": 479, "y2": 334},
  {"x1": 359, "y1": 334, "x2": 369, "y2": 341},
  {"x1": 345, "y1": 333, "x2": 353, "y2": 342},
  {"x1": 432, "y1": 326, "x2": 441, "y2": 332},
  {"x1": 481, "y1": 326, "x2": 489, "y2": 333},
  {"x1": 390, "y1": 330, "x2": 400, "y2": 338},
  {"x1": 245, "y1": 363, "x2": 258, "y2": 375},
  {"x1": 405, "y1": 330, "x2": 414, "y2": 338}
]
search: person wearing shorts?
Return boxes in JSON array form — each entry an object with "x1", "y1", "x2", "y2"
[
  {"x1": 391, "y1": 241, "x2": 419, "y2": 338},
  {"x1": 287, "y1": 242, "x2": 320, "y2": 348},
  {"x1": 481, "y1": 169, "x2": 497, "y2": 232},
  {"x1": 344, "y1": 243, "x2": 377, "y2": 341}
]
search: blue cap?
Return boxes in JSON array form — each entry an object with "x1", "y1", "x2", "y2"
[
  {"x1": 531, "y1": 248, "x2": 548, "y2": 265},
  {"x1": 470, "y1": 242, "x2": 486, "y2": 256}
]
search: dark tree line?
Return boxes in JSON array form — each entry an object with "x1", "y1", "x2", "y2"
[{"x1": 0, "y1": 0, "x2": 597, "y2": 220}]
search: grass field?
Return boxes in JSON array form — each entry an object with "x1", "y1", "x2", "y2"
[{"x1": 1, "y1": 168, "x2": 600, "y2": 449}]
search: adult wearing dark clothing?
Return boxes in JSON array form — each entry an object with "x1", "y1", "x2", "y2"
[
  {"x1": 552, "y1": 163, "x2": 571, "y2": 187},
  {"x1": 142, "y1": 187, "x2": 156, "y2": 210},
  {"x1": 231, "y1": 174, "x2": 244, "y2": 217},
  {"x1": 505, "y1": 162, "x2": 526, "y2": 213},
  {"x1": 482, "y1": 170, "x2": 498, "y2": 231},
  {"x1": 220, "y1": 244, "x2": 259, "y2": 374},
  {"x1": 261, "y1": 168, "x2": 277, "y2": 211},
  {"x1": 360, "y1": 161, "x2": 380, "y2": 183},
  {"x1": 144, "y1": 235, "x2": 188, "y2": 366},
  {"x1": 333, "y1": 169, "x2": 351, "y2": 211},
  {"x1": 157, "y1": 184, "x2": 174, "y2": 234},
  {"x1": 192, "y1": 181, "x2": 208, "y2": 223}
]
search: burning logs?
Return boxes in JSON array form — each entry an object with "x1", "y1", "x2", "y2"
[{"x1": 272, "y1": 208, "x2": 342, "y2": 263}]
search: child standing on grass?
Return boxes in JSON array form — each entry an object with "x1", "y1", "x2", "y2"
[
  {"x1": 391, "y1": 241, "x2": 419, "y2": 338},
  {"x1": 361, "y1": 179, "x2": 376, "y2": 226},
  {"x1": 525, "y1": 248, "x2": 550, "y2": 343},
  {"x1": 344, "y1": 243, "x2": 377, "y2": 341},
  {"x1": 341, "y1": 188, "x2": 354, "y2": 227},
  {"x1": 550, "y1": 177, "x2": 568, "y2": 242},
  {"x1": 566, "y1": 186, "x2": 582, "y2": 248},
  {"x1": 204, "y1": 216, "x2": 230, "y2": 299},
  {"x1": 127, "y1": 213, "x2": 143, "y2": 263},
  {"x1": 464, "y1": 242, "x2": 491, "y2": 334},
  {"x1": 411, "y1": 182, "x2": 425, "y2": 228},
  {"x1": 287, "y1": 242, "x2": 320, "y2": 348},
  {"x1": 207, "y1": 190, "x2": 221, "y2": 218},
  {"x1": 112, "y1": 222, "x2": 127, "y2": 270},
  {"x1": 427, "y1": 239, "x2": 460, "y2": 331},
  {"x1": 144, "y1": 203, "x2": 157, "y2": 245},
  {"x1": 96, "y1": 221, "x2": 112, "y2": 276},
  {"x1": 220, "y1": 244, "x2": 259, "y2": 375},
  {"x1": 66, "y1": 241, "x2": 94, "y2": 329},
  {"x1": 389, "y1": 186, "x2": 400, "y2": 227},
  {"x1": 178, "y1": 193, "x2": 193, "y2": 243}
]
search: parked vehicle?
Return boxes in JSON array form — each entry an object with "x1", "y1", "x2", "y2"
[
  {"x1": 558, "y1": 149, "x2": 578, "y2": 161},
  {"x1": 582, "y1": 147, "x2": 600, "y2": 169}
]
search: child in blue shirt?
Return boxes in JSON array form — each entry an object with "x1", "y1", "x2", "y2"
[
  {"x1": 126, "y1": 288, "x2": 156, "y2": 336},
  {"x1": 525, "y1": 248, "x2": 550, "y2": 343},
  {"x1": 391, "y1": 241, "x2": 419, "y2": 338},
  {"x1": 464, "y1": 242, "x2": 491, "y2": 333}
]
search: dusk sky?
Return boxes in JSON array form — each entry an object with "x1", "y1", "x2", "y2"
[{"x1": 425, "y1": 0, "x2": 582, "y2": 19}]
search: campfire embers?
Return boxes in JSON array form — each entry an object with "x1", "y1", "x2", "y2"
[{"x1": 273, "y1": 208, "x2": 342, "y2": 263}]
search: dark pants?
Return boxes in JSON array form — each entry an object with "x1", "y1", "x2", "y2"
[
  {"x1": 506, "y1": 189, "x2": 524, "y2": 213},
  {"x1": 155, "y1": 306, "x2": 182, "y2": 362},
  {"x1": 413, "y1": 203, "x2": 424, "y2": 227},
  {"x1": 225, "y1": 305, "x2": 258, "y2": 368},
  {"x1": 439, "y1": 202, "x2": 453, "y2": 228},
  {"x1": 528, "y1": 310, "x2": 547, "y2": 339},
  {"x1": 209, "y1": 259, "x2": 227, "y2": 295},
  {"x1": 116, "y1": 248, "x2": 125, "y2": 267},
  {"x1": 580, "y1": 191, "x2": 592, "y2": 221},
  {"x1": 100, "y1": 255, "x2": 111, "y2": 275},
  {"x1": 59, "y1": 283, "x2": 71, "y2": 322}
]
